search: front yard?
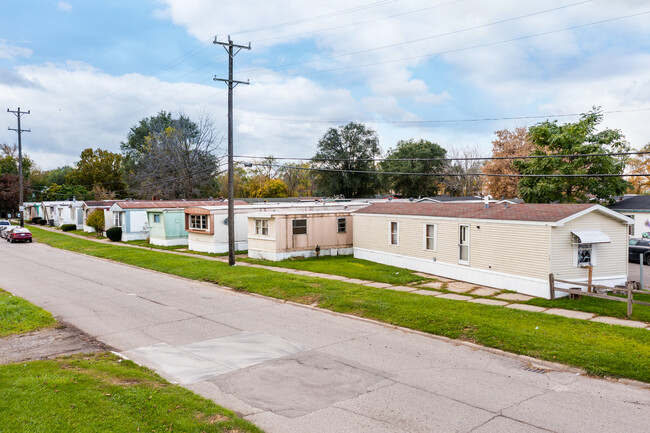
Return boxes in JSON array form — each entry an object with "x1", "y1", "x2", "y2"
[
  {"x1": 0, "y1": 288, "x2": 263, "y2": 433},
  {"x1": 28, "y1": 226, "x2": 650, "y2": 383}
]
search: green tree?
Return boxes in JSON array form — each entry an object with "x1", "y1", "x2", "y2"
[
  {"x1": 251, "y1": 178, "x2": 289, "y2": 198},
  {"x1": 380, "y1": 139, "x2": 447, "y2": 197},
  {"x1": 515, "y1": 109, "x2": 629, "y2": 203},
  {"x1": 41, "y1": 183, "x2": 92, "y2": 201},
  {"x1": 124, "y1": 113, "x2": 220, "y2": 199},
  {"x1": 314, "y1": 122, "x2": 381, "y2": 198},
  {"x1": 67, "y1": 148, "x2": 126, "y2": 195},
  {"x1": 0, "y1": 143, "x2": 33, "y2": 179},
  {"x1": 86, "y1": 209, "x2": 106, "y2": 235}
]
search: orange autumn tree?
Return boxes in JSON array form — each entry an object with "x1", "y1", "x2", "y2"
[
  {"x1": 626, "y1": 143, "x2": 650, "y2": 194},
  {"x1": 482, "y1": 127, "x2": 534, "y2": 199}
]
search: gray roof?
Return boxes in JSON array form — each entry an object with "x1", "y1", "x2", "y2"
[{"x1": 608, "y1": 196, "x2": 650, "y2": 211}]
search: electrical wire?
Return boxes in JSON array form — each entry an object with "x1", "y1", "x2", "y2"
[
  {"x1": 241, "y1": 0, "x2": 593, "y2": 74},
  {"x1": 249, "y1": 10, "x2": 650, "y2": 79},
  {"x1": 236, "y1": 107, "x2": 650, "y2": 126},
  {"x1": 248, "y1": 161, "x2": 650, "y2": 178}
]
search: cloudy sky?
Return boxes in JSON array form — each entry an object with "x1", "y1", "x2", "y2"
[{"x1": 1, "y1": 0, "x2": 649, "y2": 170}]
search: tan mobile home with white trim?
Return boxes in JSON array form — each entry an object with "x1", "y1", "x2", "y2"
[
  {"x1": 353, "y1": 202, "x2": 631, "y2": 299},
  {"x1": 248, "y1": 210, "x2": 354, "y2": 261}
]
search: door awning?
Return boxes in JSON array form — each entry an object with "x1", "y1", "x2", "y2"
[{"x1": 571, "y1": 230, "x2": 611, "y2": 244}]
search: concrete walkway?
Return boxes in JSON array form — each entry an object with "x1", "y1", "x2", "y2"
[
  {"x1": 2, "y1": 240, "x2": 649, "y2": 433},
  {"x1": 33, "y1": 225, "x2": 650, "y2": 330}
]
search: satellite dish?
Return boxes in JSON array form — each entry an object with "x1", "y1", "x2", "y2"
[{"x1": 223, "y1": 217, "x2": 229, "y2": 225}]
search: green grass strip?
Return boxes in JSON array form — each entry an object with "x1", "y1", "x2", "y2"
[
  {"x1": 0, "y1": 352, "x2": 263, "y2": 433},
  {"x1": 29, "y1": 227, "x2": 650, "y2": 383},
  {"x1": 0, "y1": 289, "x2": 56, "y2": 337},
  {"x1": 242, "y1": 255, "x2": 426, "y2": 285}
]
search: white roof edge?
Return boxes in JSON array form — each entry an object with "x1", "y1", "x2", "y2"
[{"x1": 553, "y1": 204, "x2": 633, "y2": 226}]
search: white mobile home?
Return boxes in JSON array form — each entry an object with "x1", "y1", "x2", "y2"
[{"x1": 353, "y1": 202, "x2": 631, "y2": 299}]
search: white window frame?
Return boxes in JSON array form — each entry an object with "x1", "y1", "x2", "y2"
[
  {"x1": 625, "y1": 215, "x2": 635, "y2": 236},
  {"x1": 292, "y1": 219, "x2": 307, "y2": 235},
  {"x1": 114, "y1": 211, "x2": 124, "y2": 228},
  {"x1": 337, "y1": 217, "x2": 347, "y2": 233},
  {"x1": 255, "y1": 219, "x2": 269, "y2": 236},
  {"x1": 458, "y1": 224, "x2": 470, "y2": 265},
  {"x1": 423, "y1": 223, "x2": 437, "y2": 251},
  {"x1": 189, "y1": 214, "x2": 208, "y2": 231},
  {"x1": 153, "y1": 214, "x2": 161, "y2": 224},
  {"x1": 389, "y1": 221, "x2": 399, "y2": 246},
  {"x1": 574, "y1": 243, "x2": 597, "y2": 267}
]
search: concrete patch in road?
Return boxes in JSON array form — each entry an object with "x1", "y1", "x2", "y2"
[
  {"x1": 211, "y1": 351, "x2": 385, "y2": 419},
  {"x1": 125, "y1": 331, "x2": 304, "y2": 385}
]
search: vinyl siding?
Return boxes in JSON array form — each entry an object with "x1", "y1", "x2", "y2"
[
  {"x1": 550, "y1": 212, "x2": 628, "y2": 280},
  {"x1": 354, "y1": 214, "x2": 552, "y2": 279}
]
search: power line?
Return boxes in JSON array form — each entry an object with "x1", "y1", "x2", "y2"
[
  {"x1": 234, "y1": 149, "x2": 650, "y2": 164},
  {"x1": 229, "y1": 0, "x2": 401, "y2": 36},
  {"x1": 237, "y1": 107, "x2": 650, "y2": 126},
  {"x1": 249, "y1": 10, "x2": 650, "y2": 79},
  {"x1": 251, "y1": 0, "x2": 468, "y2": 43},
  {"x1": 242, "y1": 0, "x2": 593, "y2": 74},
  {"x1": 251, "y1": 161, "x2": 649, "y2": 179}
]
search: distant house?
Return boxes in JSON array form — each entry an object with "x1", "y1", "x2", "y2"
[
  {"x1": 108, "y1": 200, "x2": 227, "y2": 242},
  {"x1": 81, "y1": 201, "x2": 118, "y2": 232},
  {"x1": 353, "y1": 202, "x2": 631, "y2": 299},
  {"x1": 24, "y1": 201, "x2": 83, "y2": 226},
  {"x1": 608, "y1": 196, "x2": 650, "y2": 237},
  {"x1": 247, "y1": 209, "x2": 355, "y2": 261},
  {"x1": 185, "y1": 201, "x2": 368, "y2": 254}
]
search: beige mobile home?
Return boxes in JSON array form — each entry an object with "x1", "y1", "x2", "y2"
[
  {"x1": 248, "y1": 210, "x2": 354, "y2": 261},
  {"x1": 185, "y1": 202, "x2": 369, "y2": 254},
  {"x1": 353, "y1": 202, "x2": 631, "y2": 299}
]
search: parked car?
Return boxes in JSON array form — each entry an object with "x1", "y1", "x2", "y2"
[
  {"x1": 629, "y1": 238, "x2": 650, "y2": 264},
  {"x1": 7, "y1": 227, "x2": 32, "y2": 243},
  {"x1": 0, "y1": 220, "x2": 15, "y2": 239}
]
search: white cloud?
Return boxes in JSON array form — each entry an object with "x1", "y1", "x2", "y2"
[
  {"x1": 57, "y1": 2, "x2": 72, "y2": 12},
  {"x1": 0, "y1": 40, "x2": 32, "y2": 61}
]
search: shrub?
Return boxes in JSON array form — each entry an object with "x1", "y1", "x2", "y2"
[
  {"x1": 86, "y1": 209, "x2": 105, "y2": 235},
  {"x1": 38, "y1": 220, "x2": 46, "y2": 225},
  {"x1": 106, "y1": 227, "x2": 122, "y2": 242},
  {"x1": 61, "y1": 224, "x2": 76, "y2": 232},
  {"x1": 30, "y1": 217, "x2": 42, "y2": 224}
]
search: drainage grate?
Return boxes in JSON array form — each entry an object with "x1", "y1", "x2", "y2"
[{"x1": 523, "y1": 366, "x2": 549, "y2": 374}]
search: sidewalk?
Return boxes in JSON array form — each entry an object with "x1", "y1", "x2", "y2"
[{"x1": 32, "y1": 225, "x2": 650, "y2": 330}]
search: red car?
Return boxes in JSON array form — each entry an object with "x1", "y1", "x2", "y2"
[{"x1": 7, "y1": 227, "x2": 32, "y2": 243}]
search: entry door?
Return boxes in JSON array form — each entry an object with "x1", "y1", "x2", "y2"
[{"x1": 458, "y1": 224, "x2": 469, "y2": 265}]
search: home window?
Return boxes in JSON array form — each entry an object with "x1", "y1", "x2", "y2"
[
  {"x1": 625, "y1": 215, "x2": 634, "y2": 236},
  {"x1": 114, "y1": 212, "x2": 124, "y2": 228},
  {"x1": 189, "y1": 214, "x2": 208, "y2": 230},
  {"x1": 424, "y1": 224, "x2": 436, "y2": 251},
  {"x1": 255, "y1": 219, "x2": 269, "y2": 236},
  {"x1": 293, "y1": 219, "x2": 307, "y2": 235},
  {"x1": 389, "y1": 221, "x2": 399, "y2": 245},
  {"x1": 153, "y1": 214, "x2": 161, "y2": 224},
  {"x1": 459, "y1": 224, "x2": 469, "y2": 264},
  {"x1": 577, "y1": 244, "x2": 592, "y2": 266},
  {"x1": 337, "y1": 218, "x2": 347, "y2": 233}
]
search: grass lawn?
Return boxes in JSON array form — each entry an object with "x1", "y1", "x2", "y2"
[
  {"x1": 28, "y1": 226, "x2": 650, "y2": 383},
  {"x1": 242, "y1": 255, "x2": 427, "y2": 285},
  {"x1": 0, "y1": 288, "x2": 56, "y2": 337},
  {"x1": 526, "y1": 292, "x2": 650, "y2": 323},
  {"x1": 0, "y1": 353, "x2": 263, "y2": 433},
  {"x1": 70, "y1": 229, "x2": 106, "y2": 239}
]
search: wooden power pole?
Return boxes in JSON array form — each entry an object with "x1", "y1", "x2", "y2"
[{"x1": 214, "y1": 36, "x2": 250, "y2": 266}]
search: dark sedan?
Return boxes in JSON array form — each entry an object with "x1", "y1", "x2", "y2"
[{"x1": 629, "y1": 238, "x2": 650, "y2": 265}]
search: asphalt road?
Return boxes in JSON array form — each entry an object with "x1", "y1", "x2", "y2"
[
  {"x1": 1, "y1": 240, "x2": 649, "y2": 433},
  {"x1": 627, "y1": 262, "x2": 650, "y2": 287}
]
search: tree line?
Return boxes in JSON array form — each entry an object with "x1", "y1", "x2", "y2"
[{"x1": 1, "y1": 107, "x2": 646, "y2": 216}]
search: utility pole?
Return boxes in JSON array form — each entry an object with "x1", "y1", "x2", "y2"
[
  {"x1": 7, "y1": 107, "x2": 30, "y2": 227},
  {"x1": 214, "y1": 35, "x2": 250, "y2": 266}
]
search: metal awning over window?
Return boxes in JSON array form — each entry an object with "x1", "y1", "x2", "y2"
[{"x1": 571, "y1": 230, "x2": 611, "y2": 244}]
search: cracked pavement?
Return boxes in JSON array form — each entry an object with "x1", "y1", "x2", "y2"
[{"x1": 1, "y1": 241, "x2": 648, "y2": 433}]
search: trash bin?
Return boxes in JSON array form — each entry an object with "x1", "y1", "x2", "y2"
[{"x1": 48, "y1": 219, "x2": 54, "y2": 226}]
